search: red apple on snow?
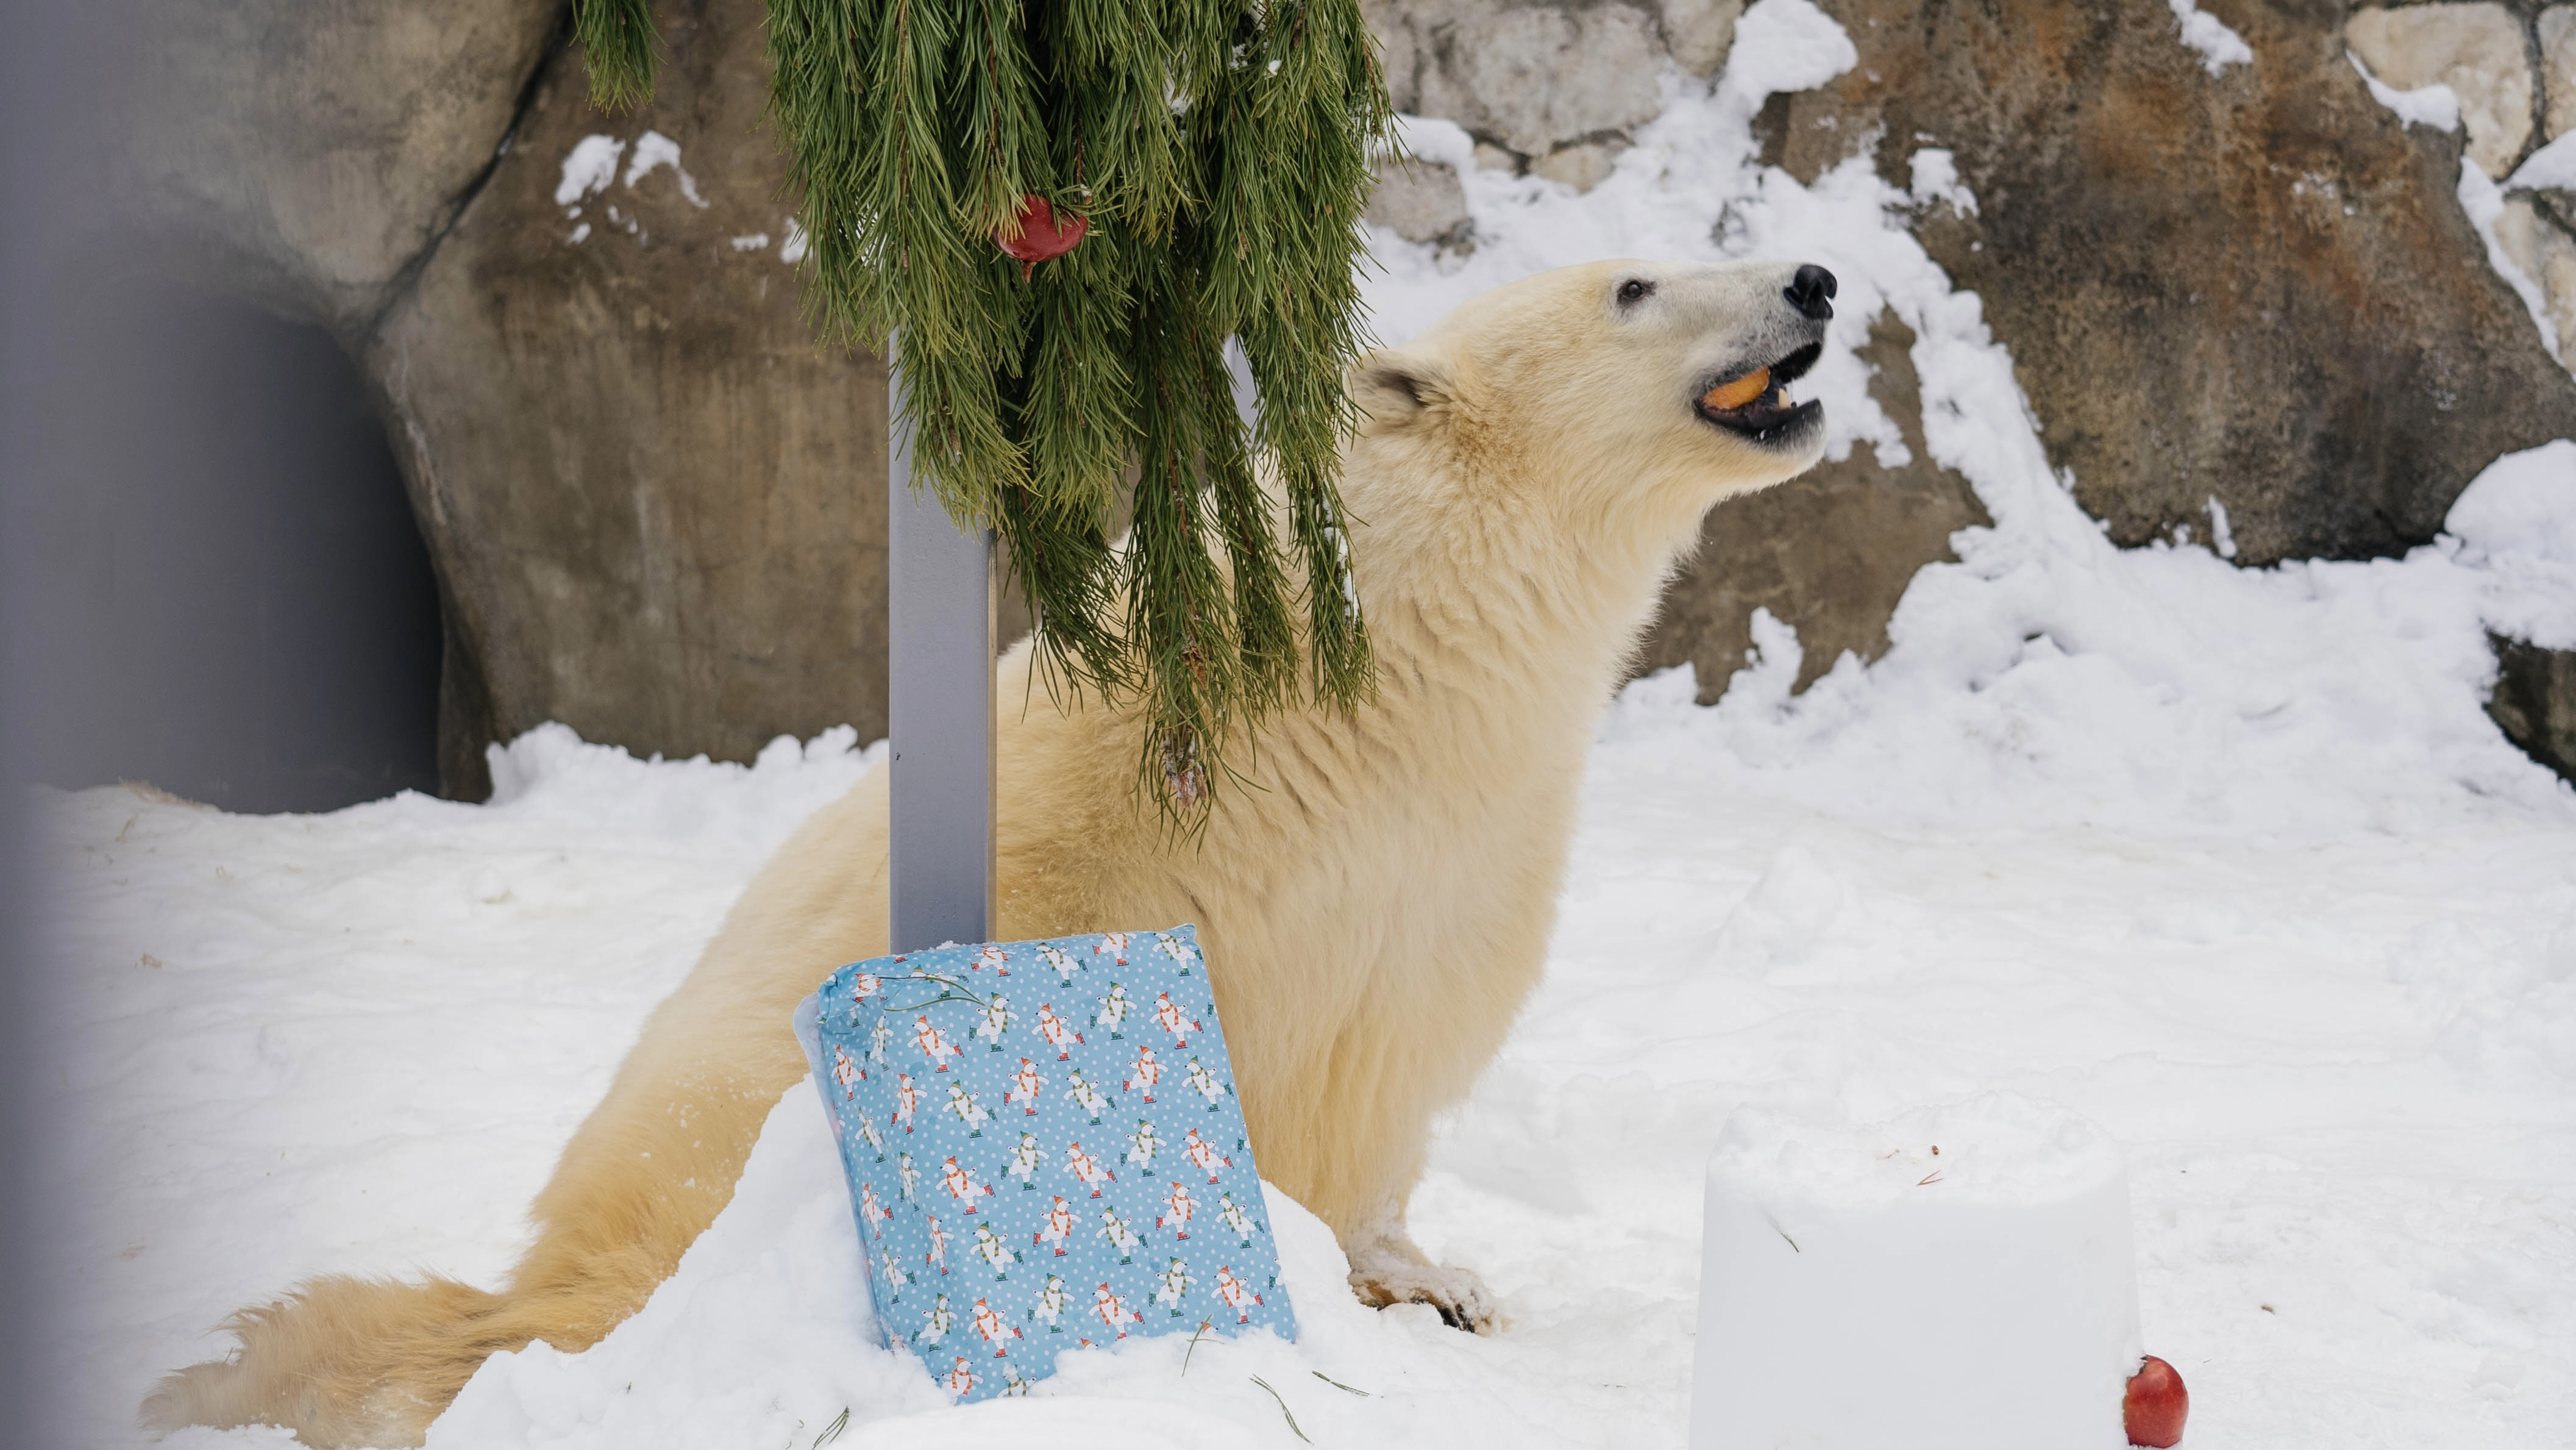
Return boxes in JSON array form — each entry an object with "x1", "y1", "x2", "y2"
[
  {"x1": 997, "y1": 195, "x2": 1087, "y2": 279},
  {"x1": 2124, "y1": 1354, "x2": 2189, "y2": 1447}
]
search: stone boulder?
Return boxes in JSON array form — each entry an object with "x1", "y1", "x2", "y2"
[
  {"x1": 2346, "y1": 3, "x2": 2532, "y2": 179},
  {"x1": 1370, "y1": 0, "x2": 1671, "y2": 184},
  {"x1": 1740, "y1": 0, "x2": 2576, "y2": 573},
  {"x1": 111, "y1": 0, "x2": 561, "y2": 334},
  {"x1": 1366, "y1": 159, "x2": 1476, "y2": 251},
  {"x1": 368, "y1": 0, "x2": 891, "y2": 798},
  {"x1": 2488, "y1": 635, "x2": 2576, "y2": 784},
  {"x1": 2545, "y1": 6, "x2": 2575, "y2": 141},
  {"x1": 1625, "y1": 0, "x2": 2576, "y2": 701}
]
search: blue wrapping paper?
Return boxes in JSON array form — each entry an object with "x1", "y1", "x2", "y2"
[{"x1": 794, "y1": 924, "x2": 1297, "y2": 1402}]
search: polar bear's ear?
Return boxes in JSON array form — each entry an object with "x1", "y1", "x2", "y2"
[{"x1": 1350, "y1": 349, "x2": 1454, "y2": 430}]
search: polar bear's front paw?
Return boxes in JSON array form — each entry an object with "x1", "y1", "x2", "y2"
[{"x1": 1347, "y1": 1249, "x2": 1502, "y2": 1334}]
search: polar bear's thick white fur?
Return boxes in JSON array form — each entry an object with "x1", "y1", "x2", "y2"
[{"x1": 149, "y1": 258, "x2": 1834, "y2": 1446}]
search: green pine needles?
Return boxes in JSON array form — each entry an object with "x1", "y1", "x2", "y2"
[
  {"x1": 583, "y1": 0, "x2": 1390, "y2": 826},
  {"x1": 573, "y1": 0, "x2": 661, "y2": 113}
]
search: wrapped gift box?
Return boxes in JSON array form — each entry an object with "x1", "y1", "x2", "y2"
[{"x1": 794, "y1": 924, "x2": 1297, "y2": 1402}]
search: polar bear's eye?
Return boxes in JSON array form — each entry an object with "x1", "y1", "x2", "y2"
[{"x1": 1615, "y1": 278, "x2": 1654, "y2": 307}]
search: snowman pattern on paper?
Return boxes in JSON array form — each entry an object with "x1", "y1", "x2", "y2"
[{"x1": 802, "y1": 925, "x2": 1293, "y2": 1405}]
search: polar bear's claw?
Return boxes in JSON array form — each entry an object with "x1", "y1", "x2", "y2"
[{"x1": 1347, "y1": 1243, "x2": 1503, "y2": 1334}]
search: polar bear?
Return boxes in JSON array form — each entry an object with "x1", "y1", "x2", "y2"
[{"x1": 148, "y1": 257, "x2": 1835, "y2": 1445}]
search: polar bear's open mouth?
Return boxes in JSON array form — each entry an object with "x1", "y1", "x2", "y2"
[{"x1": 1695, "y1": 341, "x2": 1824, "y2": 446}]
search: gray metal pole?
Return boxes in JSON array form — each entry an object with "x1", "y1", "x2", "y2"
[{"x1": 886, "y1": 346, "x2": 997, "y2": 952}]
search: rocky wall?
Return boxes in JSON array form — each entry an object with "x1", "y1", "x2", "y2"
[{"x1": 104, "y1": 0, "x2": 2576, "y2": 793}]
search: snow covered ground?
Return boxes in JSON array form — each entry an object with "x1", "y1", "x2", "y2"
[{"x1": 35, "y1": 1, "x2": 2576, "y2": 1445}]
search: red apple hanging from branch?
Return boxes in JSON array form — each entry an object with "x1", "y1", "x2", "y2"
[{"x1": 998, "y1": 195, "x2": 1087, "y2": 280}]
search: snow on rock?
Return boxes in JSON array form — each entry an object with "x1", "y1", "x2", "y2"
[
  {"x1": 553, "y1": 134, "x2": 625, "y2": 208},
  {"x1": 2446, "y1": 440, "x2": 2576, "y2": 649},
  {"x1": 2511, "y1": 132, "x2": 2576, "y2": 192},
  {"x1": 2348, "y1": 51, "x2": 2464, "y2": 134},
  {"x1": 2344, "y1": 4, "x2": 2533, "y2": 179},
  {"x1": 2166, "y1": 0, "x2": 2253, "y2": 77},
  {"x1": 621, "y1": 129, "x2": 710, "y2": 209},
  {"x1": 1693, "y1": 1095, "x2": 2141, "y2": 1450}
]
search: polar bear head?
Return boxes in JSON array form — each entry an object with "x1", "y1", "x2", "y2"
[{"x1": 1348, "y1": 259, "x2": 1834, "y2": 537}]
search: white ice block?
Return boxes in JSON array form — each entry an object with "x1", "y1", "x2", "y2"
[{"x1": 1689, "y1": 1093, "x2": 2143, "y2": 1450}]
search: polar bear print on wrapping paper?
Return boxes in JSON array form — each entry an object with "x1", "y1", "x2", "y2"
[
  {"x1": 1216, "y1": 1193, "x2": 1261, "y2": 1246},
  {"x1": 945, "y1": 1084, "x2": 990, "y2": 1135},
  {"x1": 970, "y1": 1298, "x2": 1022, "y2": 1355},
  {"x1": 970, "y1": 1224, "x2": 1017, "y2": 1278},
  {"x1": 800, "y1": 928, "x2": 1295, "y2": 1404},
  {"x1": 1006, "y1": 1061, "x2": 1045, "y2": 1116},
  {"x1": 1151, "y1": 991, "x2": 1201, "y2": 1047},
  {"x1": 1126, "y1": 1120, "x2": 1162, "y2": 1170},
  {"x1": 1098, "y1": 1207, "x2": 1142, "y2": 1263},
  {"x1": 1093, "y1": 932, "x2": 1130, "y2": 964},
  {"x1": 1036, "y1": 943, "x2": 1080, "y2": 984},
  {"x1": 1095, "y1": 983, "x2": 1133, "y2": 1038},
  {"x1": 915, "y1": 1294, "x2": 953, "y2": 1346},
  {"x1": 1089, "y1": 1284, "x2": 1141, "y2": 1341},
  {"x1": 1160, "y1": 1182, "x2": 1197, "y2": 1239},
  {"x1": 1034, "y1": 1005, "x2": 1083, "y2": 1060},
  {"x1": 975, "y1": 996, "x2": 1012, "y2": 1049},
  {"x1": 939, "y1": 1157, "x2": 993, "y2": 1212},
  {"x1": 1034, "y1": 1196, "x2": 1075, "y2": 1257},
  {"x1": 1183, "y1": 1127, "x2": 1233, "y2": 1184},
  {"x1": 1214, "y1": 1266, "x2": 1264, "y2": 1324},
  {"x1": 1064, "y1": 1072, "x2": 1109, "y2": 1123},
  {"x1": 1028, "y1": 1274, "x2": 1070, "y2": 1332},
  {"x1": 1184, "y1": 1058, "x2": 1226, "y2": 1107},
  {"x1": 1063, "y1": 1140, "x2": 1114, "y2": 1196},
  {"x1": 1006, "y1": 1132, "x2": 1043, "y2": 1185},
  {"x1": 912, "y1": 1017, "x2": 962, "y2": 1072}
]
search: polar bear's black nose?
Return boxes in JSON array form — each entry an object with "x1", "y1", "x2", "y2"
[{"x1": 1785, "y1": 264, "x2": 1837, "y2": 321}]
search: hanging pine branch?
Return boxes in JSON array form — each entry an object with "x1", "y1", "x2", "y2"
[
  {"x1": 573, "y1": 0, "x2": 661, "y2": 113},
  {"x1": 738, "y1": 0, "x2": 1390, "y2": 825}
]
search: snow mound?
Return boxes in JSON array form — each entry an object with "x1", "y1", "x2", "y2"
[
  {"x1": 425, "y1": 1082, "x2": 1605, "y2": 1449},
  {"x1": 2445, "y1": 440, "x2": 2576, "y2": 650}
]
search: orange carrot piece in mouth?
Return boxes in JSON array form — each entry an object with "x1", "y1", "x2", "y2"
[{"x1": 1703, "y1": 367, "x2": 1771, "y2": 412}]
